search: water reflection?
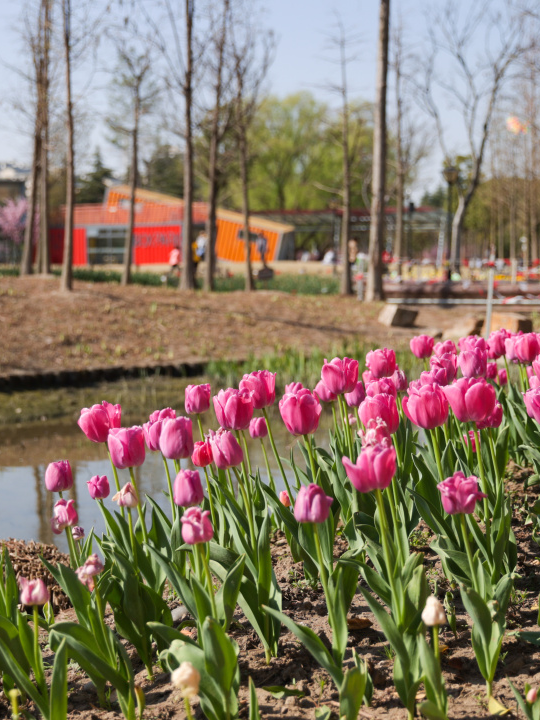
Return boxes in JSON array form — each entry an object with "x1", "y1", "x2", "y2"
[{"x1": 1, "y1": 407, "x2": 333, "y2": 552}]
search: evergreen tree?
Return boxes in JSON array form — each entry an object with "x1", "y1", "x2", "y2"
[{"x1": 76, "y1": 150, "x2": 113, "y2": 204}]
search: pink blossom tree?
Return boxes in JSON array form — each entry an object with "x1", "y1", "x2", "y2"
[{"x1": 0, "y1": 198, "x2": 29, "y2": 245}]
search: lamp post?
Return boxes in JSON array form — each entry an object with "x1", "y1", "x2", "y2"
[{"x1": 442, "y1": 165, "x2": 459, "y2": 279}]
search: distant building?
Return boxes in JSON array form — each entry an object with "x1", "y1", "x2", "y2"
[{"x1": 0, "y1": 163, "x2": 30, "y2": 203}]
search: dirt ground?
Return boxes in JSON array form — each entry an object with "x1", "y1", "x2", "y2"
[{"x1": 0, "y1": 275, "x2": 487, "y2": 377}]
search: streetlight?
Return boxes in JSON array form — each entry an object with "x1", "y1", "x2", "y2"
[{"x1": 442, "y1": 165, "x2": 459, "y2": 279}]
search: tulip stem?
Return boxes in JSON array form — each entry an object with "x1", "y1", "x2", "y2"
[
  {"x1": 263, "y1": 407, "x2": 294, "y2": 506},
  {"x1": 338, "y1": 394, "x2": 354, "y2": 460},
  {"x1": 375, "y1": 488, "x2": 399, "y2": 619},
  {"x1": 260, "y1": 439, "x2": 276, "y2": 493},
  {"x1": 106, "y1": 446, "x2": 125, "y2": 518},
  {"x1": 233, "y1": 467, "x2": 257, "y2": 558},
  {"x1": 460, "y1": 513, "x2": 478, "y2": 593},
  {"x1": 487, "y1": 428, "x2": 500, "y2": 487},
  {"x1": 472, "y1": 426, "x2": 491, "y2": 555},
  {"x1": 429, "y1": 429, "x2": 445, "y2": 484},
  {"x1": 240, "y1": 429, "x2": 252, "y2": 478},
  {"x1": 235, "y1": 430, "x2": 252, "y2": 495},
  {"x1": 432, "y1": 624, "x2": 440, "y2": 664},
  {"x1": 161, "y1": 454, "x2": 177, "y2": 523},
  {"x1": 32, "y1": 605, "x2": 46, "y2": 696},
  {"x1": 304, "y1": 434, "x2": 318, "y2": 484},
  {"x1": 64, "y1": 527, "x2": 78, "y2": 570},
  {"x1": 94, "y1": 582, "x2": 105, "y2": 621},
  {"x1": 126, "y1": 509, "x2": 138, "y2": 573},
  {"x1": 313, "y1": 523, "x2": 337, "y2": 647},
  {"x1": 184, "y1": 698, "x2": 195, "y2": 720},
  {"x1": 196, "y1": 414, "x2": 206, "y2": 443},
  {"x1": 202, "y1": 466, "x2": 217, "y2": 531},
  {"x1": 331, "y1": 403, "x2": 339, "y2": 437},
  {"x1": 129, "y1": 467, "x2": 149, "y2": 548},
  {"x1": 198, "y1": 543, "x2": 218, "y2": 619}
]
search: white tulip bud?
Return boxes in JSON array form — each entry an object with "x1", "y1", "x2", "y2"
[
  {"x1": 421, "y1": 596, "x2": 447, "y2": 627},
  {"x1": 171, "y1": 662, "x2": 200, "y2": 698}
]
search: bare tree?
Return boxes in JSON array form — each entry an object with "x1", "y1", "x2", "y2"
[
  {"x1": 366, "y1": 0, "x2": 390, "y2": 301},
  {"x1": 37, "y1": 0, "x2": 52, "y2": 275},
  {"x1": 181, "y1": 0, "x2": 196, "y2": 291},
  {"x1": 414, "y1": 0, "x2": 532, "y2": 273}
]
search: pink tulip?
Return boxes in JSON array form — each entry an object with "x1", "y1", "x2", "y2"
[
  {"x1": 402, "y1": 383, "x2": 449, "y2": 429},
  {"x1": 45, "y1": 460, "x2": 73, "y2": 493},
  {"x1": 249, "y1": 417, "x2": 268, "y2": 439},
  {"x1": 359, "y1": 393, "x2": 399, "y2": 434},
  {"x1": 365, "y1": 348, "x2": 397, "y2": 379},
  {"x1": 72, "y1": 526, "x2": 85, "y2": 541},
  {"x1": 112, "y1": 482, "x2": 139, "y2": 508},
  {"x1": 434, "y1": 340, "x2": 457, "y2": 356},
  {"x1": 430, "y1": 353, "x2": 457, "y2": 385},
  {"x1": 486, "y1": 361, "x2": 498, "y2": 380},
  {"x1": 149, "y1": 407, "x2": 176, "y2": 423},
  {"x1": 463, "y1": 430, "x2": 477, "y2": 452},
  {"x1": 348, "y1": 413, "x2": 357, "y2": 426},
  {"x1": 458, "y1": 335, "x2": 487, "y2": 353},
  {"x1": 144, "y1": 408, "x2": 177, "y2": 451},
  {"x1": 159, "y1": 417, "x2": 194, "y2": 460},
  {"x1": 531, "y1": 376, "x2": 540, "y2": 390},
  {"x1": 515, "y1": 333, "x2": 540, "y2": 363},
  {"x1": 181, "y1": 507, "x2": 213, "y2": 544},
  {"x1": 505, "y1": 336, "x2": 518, "y2": 363},
  {"x1": 192, "y1": 440, "x2": 214, "y2": 467},
  {"x1": 320, "y1": 356, "x2": 359, "y2": 395},
  {"x1": 173, "y1": 469, "x2": 204, "y2": 507},
  {"x1": 477, "y1": 402, "x2": 503, "y2": 430},
  {"x1": 344, "y1": 381, "x2": 366, "y2": 407},
  {"x1": 360, "y1": 417, "x2": 391, "y2": 447},
  {"x1": 487, "y1": 329, "x2": 510, "y2": 359},
  {"x1": 76, "y1": 554, "x2": 104, "y2": 591},
  {"x1": 314, "y1": 380, "x2": 337, "y2": 403},
  {"x1": 185, "y1": 384, "x2": 211, "y2": 415},
  {"x1": 442, "y1": 378, "x2": 497, "y2": 424},
  {"x1": 437, "y1": 471, "x2": 487, "y2": 514},
  {"x1": 102, "y1": 401, "x2": 122, "y2": 428},
  {"x1": 362, "y1": 370, "x2": 376, "y2": 385},
  {"x1": 391, "y1": 367, "x2": 408, "y2": 392},
  {"x1": 527, "y1": 688, "x2": 538, "y2": 704},
  {"x1": 410, "y1": 334, "x2": 434, "y2": 359},
  {"x1": 208, "y1": 428, "x2": 243, "y2": 469},
  {"x1": 279, "y1": 490, "x2": 291, "y2": 507},
  {"x1": 366, "y1": 377, "x2": 397, "y2": 399},
  {"x1": 419, "y1": 369, "x2": 448, "y2": 387},
  {"x1": 78, "y1": 404, "x2": 111, "y2": 444},
  {"x1": 342, "y1": 443, "x2": 396, "y2": 493},
  {"x1": 239, "y1": 370, "x2": 276, "y2": 409},
  {"x1": 87, "y1": 475, "x2": 110, "y2": 500},
  {"x1": 524, "y1": 387, "x2": 540, "y2": 423},
  {"x1": 213, "y1": 388, "x2": 254, "y2": 431},
  {"x1": 19, "y1": 577, "x2": 49, "y2": 606},
  {"x1": 498, "y1": 368, "x2": 508, "y2": 385},
  {"x1": 108, "y1": 426, "x2": 145, "y2": 469},
  {"x1": 51, "y1": 499, "x2": 78, "y2": 535},
  {"x1": 293, "y1": 484, "x2": 333, "y2": 523},
  {"x1": 458, "y1": 348, "x2": 487, "y2": 378},
  {"x1": 279, "y1": 388, "x2": 322, "y2": 436},
  {"x1": 284, "y1": 381, "x2": 304, "y2": 394},
  {"x1": 533, "y1": 357, "x2": 540, "y2": 379}
]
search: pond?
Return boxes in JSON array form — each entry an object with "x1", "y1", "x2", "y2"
[{"x1": 0, "y1": 379, "x2": 334, "y2": 553}]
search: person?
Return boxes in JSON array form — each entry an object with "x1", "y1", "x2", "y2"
[
  {"x1": 348, "y1": 238, "x2": 359, "y2": 267},
  {"x1": 168, "y1": 246, "x2": 181, "y2": 278},
  {"x1": 192, "y1": 239, "x2": 202, "y2": 278},
  {"x1": 196, "y1": 231, "x2": 207, "y2": 262},
  {"x1": 256, "y1": 233, "x2": 268, "y2": 266}
]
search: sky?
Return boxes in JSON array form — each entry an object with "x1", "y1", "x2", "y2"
[{"x1": 0, "y1": 0, "x2": 521, "y2": 201}]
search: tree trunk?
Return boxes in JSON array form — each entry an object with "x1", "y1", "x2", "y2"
[
  {"x1": 366, "y1": 0, "x2": 390, "y2": 302},
  {"x1": 239, "y1": 123, "x2": 253, "y2": 291},
  {"x1": 122, "y1": 97, "x2": 138, "y2": 286},
  {"x1": 340, "y1": 45, "x2": 352, "y2": 296},
  {"x1": 21, "y1": 131, "x2": 40, "y2": 275},
  {"x1": 38, "y1": 0, "x2": 51, "y2": 275},
  {"x1": 180, "y1": 0, "x2": 195, "y2": 291},
  {"x1": 60, "y1": 0, "x2": 74, "y2": 292}
]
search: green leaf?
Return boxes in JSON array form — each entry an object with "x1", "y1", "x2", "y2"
[
  {"x1": 215, "y1": 554, "x2": 245, "y2": 631},
  {"x1": 249, "y1": 677, "x2": 261, "y2": 720},
  {"x1": 49, "y1": 639, "x2": 68, "y2": 720},
  {"x1": 314, "y1": 707, "x2": 332, "y2": 720},
  {"x1": 262, "y1": 685, "x2": 305, "y2": 699},
  {"x1": 340, "y1": 665, "x2": 367, "y2": 720},
  {"x1": 418, "y1": 699, "x2": 449, "y2": 720},
  {"x1": 201, "y1": 617, "x2": 240, "y2": 701}
]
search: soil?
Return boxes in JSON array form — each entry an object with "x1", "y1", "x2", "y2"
[
  {"x1": 0, "y1": 275, "x2": 483, "y2": 377},
  {"x1": 2, "y1": 473, "x2": 540, "y2": 720}
]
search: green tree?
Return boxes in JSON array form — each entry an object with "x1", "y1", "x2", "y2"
[
  {"x1": 143, "y1": 143, "x2": 184, "y2": 197},
  {"x1": 76, "y1": 151, "x2": 113, "y2": 204}
]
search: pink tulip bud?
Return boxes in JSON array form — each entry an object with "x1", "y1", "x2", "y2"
[
  {"x1": 112, "y1": 482, "x2": 139, "y2": 508},
  {"x1": 359, "y1": 393, "x2": 399, "y2": 434},
  {"x1": 366, "y1": 377, "x2": 397, "y2": 399},
  {"x1": 458, "y1": 335, "x2": 487, "y2": 353},
  {"x1": 19, "y1": 577, "x2": 49, "y2": 606},
  {"x1": 391, "y1": 367, "x2": 408, "y2": 392},
  {"x1": 487, "y1": 329, "x2": 509, "y2": 359},
  {"x1": 402, "y1": 383, "x2": 449, "y2": 429},
  {"x1": 434, "y1": 340, "x2": 457, "y2": 356},
  {"x1": 533, "y1": 357, "x2": 540, "y2": 379},
  {"x1": 360, "y1": 417, "x2": 391, "y2": 446},
  {"x1": 87, "y1": 475, "x2": 110, "y2": 500},
  {"x1": 181, "y1": 507, "x2": 213, "y2": 544},
  {"x1": 442, "y1": 378, "x2": 496, "y2": 424},
  {"x1": 78, "y1": 404, "x2": 111, "y2": 444},
  {"x1": 284, "y1": 381, "x2": 304, "y2": 394},
  {"x1": 422, "y1": 596, "x2": 447, "y2": 627},
  {"x1": 72, "y1": 526, "x2": 85, "y2": 541},
  {"x1": 213, "y1": 388, "x2": 254, "y2": 430},
  {"x1": 313, "y1": 380, "x2": 337, "y2": 403},
  {"x1": 102, "y1": 401, "x2": 122, "y2": 428},
  {"x1": 430, "y1": 353, "x2": 457, "y2": 385},
  {"x1": 515, "y1": 333, "x2": 539, "y2": 363},
  {"x1": 527, "y1": 688, "x2": 538, "y2": 704},
  {"x1": 208, "y1": 428, "x2": 243, "y2": 469},
  {"x1": 279, "y1": 388, "x2": 322, "y2": 436},
  {"x1": 348, "y1": 413, "x2": 357, "y2": 426},
  {"x1": 524, "y1": 387, "x2": 540, "y2": 424},
  {"x1": 320, "y1": 357, "x2": 359, "y2": 395},
  {"x1": 477, "y1": 402, "x2": 503, "y2": 430},
  {"x1": 462, "y1": 430, "x2": 477, "y2": 452},
  {"x1": 294, "y1": 484, "x2": 333, "y2": 523},
  {"x1": 185, "y1": 384, "x2": 211, "y2": 415},
  {"x1": 159, "y1": 417, "x2": 194, "y2": 460},
  {"x1": 342, "y1": 443, "x2": 396, "y2": 494},
  {"x1": 498, "y1": 368, "x2": 508, "y2": 385},
  {"x1": 144, "y1": 408, "x2": 177, "y2": 452},
  {"x1": 76, "y1": 553, "x2": 104, "y2": 591},
  {"x1": 279, "y1": 490, "x2": 291, "y2": 507},
  {"x1": 365, "y1": 348, "x2": 396, "y2": 379},
  {"x1": 410, "y1": 334, "x2": 434, "y2": 359},
  {"x1": 45, "y1": 460, "x2": 73, "y2": 493},
  {"x1": 192, "y1": 440, "x2": 214, "y2": 467},
  {"x1": 437, "y1": 471, "x2": 487, "y2": 514},
  {"x1": 108, "y1": 426, "x2": 145, "y2": 469},
  {"x1": 486, "y1": 361, "x2": 498, "y2": 380},
  {"x1": 249, "y1": 417, "x2": 268, "y2": 439},
  {"x1": 458, "y1": 348, "x2": 487, "y2": 378},
  {"x1": 362, "y1": 369, "x2": 376, "y2": 385},
  {"x1": 505, "y1": 336, "x2": 518, "y2": 363},
  {"x1": 173, "y1": 469, "x2": 204, "y2": 507},
  {"x1": 531, "y1": 376, "x2": 540, "y2": 390},
  {"x1": 239, "y1": 371, "x2": 276, "y2": 409},
  {"x1": 344, "y1": 381, "x2": 366, "y2": 407},
  {"x1": 51, "y1": 499, "x2": 78, "y2": 535}
]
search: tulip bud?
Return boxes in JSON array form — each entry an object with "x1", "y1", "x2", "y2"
[
  {"x1": 76, "y1": 554, "x2": 104, "y2": 591},
  {"x1": 342, "y1": 443, "x2": 396, "y2": 494},
  {"x1": 171, "y1": 662, "x2": 200, "y2": 698},
  {"x1": 434, "y1": 340, "x2": 457, "y2": 356},
  {"x1": 108, "y1": 427, "x2": 145, "y2": 469},
  {"x1": 344, "y1": 381, "x2": 366, "y2": 407},
  {"x1": 366, "y1": 377, "x2": 397, "y2": 399},
  {"x1": 19, "y1": 577, "x2": 49, "y2": 606},
  {"x1": 185, "y1": 384, "x2": 211, "y2": 415},
  {"x1": 249, "y1": 417, "x2": 268, "y2": 439},
  {"x1": 87, "y1": 475, "x2": 110, "y2": 500},
  {"x1": 294, "y1": 484, "x2": 333, "y2": 524},
  {"x1": 359, "y1": 393, "x2": 399, "y2": 434},
  {"x1": 208, "y1": 428, "x2": 243, "y2": 469},
  {"x1": 45, "y1": 460, "x2": 73, "y2": 493},
  {"x1": 181, "y1": 507, "x2": 213, "y2": 544},
  {"x1": 279, "y1": 388, "x2": 322, "y2": 436},
  {"x1": 173, "y1": 469, "x2": 204, "y2": 508},
  {"x1": 159, "y1": 417, "x2": 194, "y2": 460},
  {"x1": 213, "y1": 388, "x2": 254, "y2": 430},
  {"x1": 437, "y1": 471, "x2": 487, "y2": 515},
  {"x1": 72, "y1": 526, "x2": 85, "y2": 541},
  {"x1": 51, "y1": 499, "x2": 78, "y2": 535},
  {"x1": 402, "y1": 383, "x2": 449, "y2": 429},
  {"x1": 421, "y1": 596, "x2": 447, "y2": 627},
  {"x1": 191, "y1": 440, "x2": 213, "y2": 467},
  {"x1": 239, "y1": 370, "x2": 276, "y2": 409},
  {"x1": 279, "y1": 490, "x2": 291, "y2": 507},
  {"x1": 526, "y1": 688, "x2": 538, "y2": 704},
  {"x1": 313, "y1": 380, "x2": 337, "y2": 403},
  {"x1": 112, "y1": 482, "x2": 139, "y2": 508},
  {"x1": 320, "y1": 357, "x2": 358, "y2": 395},
  {"x1": 365, "y1": 348, "x2": 396, "y2": 379},
  {"x1": 78, "y1": 404, "x2": 110, "y2": 444},
  {"x1": 410, "y1": 334, "x2": 434, "y2": 359}
]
